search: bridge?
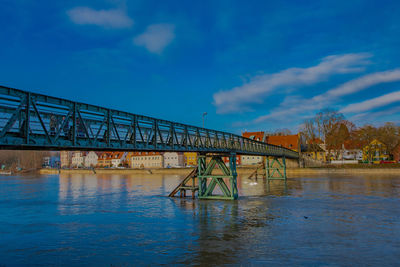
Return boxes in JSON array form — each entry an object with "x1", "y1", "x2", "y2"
[{"x1": 0, "y1": 85, "x2": 299, "y2": 200}]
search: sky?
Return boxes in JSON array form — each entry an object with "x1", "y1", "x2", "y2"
[{"x1": 1, "y1": 0, "x2": 400, "y2": 134}]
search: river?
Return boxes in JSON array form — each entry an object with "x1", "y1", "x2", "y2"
[{"x1": 0, "y1": 172, "x2": 399, "y2": 266}]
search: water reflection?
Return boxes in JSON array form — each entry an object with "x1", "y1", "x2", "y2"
[{"x1": 0, "y1": 172, "x2": 399, "y2": 265}]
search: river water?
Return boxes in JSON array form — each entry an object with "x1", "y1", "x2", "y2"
[{"x1": 0, "y1": 172, "x2": 399, "y2": 266}]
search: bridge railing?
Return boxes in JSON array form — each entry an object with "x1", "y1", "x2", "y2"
[{"x1": 0, "y1": 85, "x2": 299, "y2": 158}]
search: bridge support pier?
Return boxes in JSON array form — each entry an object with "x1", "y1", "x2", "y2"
[
  {"x1": 198, "y1": 154, "x2": 238, "y2": 200},
  {"x1": 169, "y1": 154, "x2": 238, "y2": 200},
  {"x1": 266, "y1": 156, "x2": 287, "y2": 181}
]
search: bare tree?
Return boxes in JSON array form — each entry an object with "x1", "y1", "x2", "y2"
[
  {"x1": 274, "y1": 128, "x2": 292, "y2": 136},
  {"x1": 300, "y1": 119, "x2": 320, "y2": 159},
  {"x1": 315, "y1": 109, "x2": 345, "y2": 142}
]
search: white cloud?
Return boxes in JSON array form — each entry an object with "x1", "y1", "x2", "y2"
[
  {"x1": 340, "y1": 91, "x2": 400, "y2": 113},
  {"x1": 317, "y1": 69, "x2": 400, "y2": 100},
  {"x1": 67, "y1": 7, "x2": 133, "y2": 28},
  {"x1": 213, "y1": 53, "x2": 371, "y2": 114},
  {"x1": 349, "y1": 106, "x2": 400, "y2": 125},
  {"x1": 253, "y1": 68, "x2": 400, "y2": 123},
  {"x1": 133, "y1": 24, "x2": 175, "y2": 54}
]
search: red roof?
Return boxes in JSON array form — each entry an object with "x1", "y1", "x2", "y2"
[
  {"x1": 242, "y1": 131, "x2": 266, "y2": 142},
  {"x1": 266, "y1": 134, "x2": 299, "y2": 151}
]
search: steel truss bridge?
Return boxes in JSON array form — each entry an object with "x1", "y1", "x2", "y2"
[{"x1": 0, "y1": 85, "x2": 299, "y2": 200}]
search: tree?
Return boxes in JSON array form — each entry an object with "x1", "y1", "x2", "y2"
[
  {"x1": 325, "y1": 120, "x2": 354, "y2": 160},
  {"x1": 353, "y1": 125, "x2": 378, "y2": 163},
  {"x1": 274, "y1": 128, "x2": 292, "y2": 136},
  {"x1": 377, "y1": 122, "x2": 400, "y2": 159},
  {"x1": 315, "y1": 109, "x2": 345, "y2": 142},
  {"x1": 300, "y1": 119, "x2": 320, "y2": 159}
]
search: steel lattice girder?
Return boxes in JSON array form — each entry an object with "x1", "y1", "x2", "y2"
[
  {"x1": 0, "y1": 85, "x2": 299, "y2": 158},
  {"x1": 197, "y1": 155, "x2": 238, "y2": 200},
  {"x1": 266, "y1": 156, "x2": 287, "y2": 180}
]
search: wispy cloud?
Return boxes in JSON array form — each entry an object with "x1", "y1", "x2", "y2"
[
  {"x1": 253, "y1": 68, "x2": 400, "y2": 123},
  {"x1": 67, "y1": 7, "x2": 133, "y2": 28},
  {"x1": 315, "y1": 69, "x2": 400, "y2": 100},
  {"x1": 133, "y1": 24, "x2": 175, "y2": 54},
  {"x1": 213, "y1": 53, "x2": 371, "y2": 114},
  {"x1": 340, "y1": 91, "x2": 400, "y2": 113},
  {"x1": 349, "y1": 106, "x2": 400, "y2": 125}
]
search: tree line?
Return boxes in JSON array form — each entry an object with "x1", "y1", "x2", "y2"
[
  {"x1": 0, "y1": 151, "x2": 50, "y2": 170},
  {"x1": 300, "y1": 109, "x2": 400, "y2": 161}
]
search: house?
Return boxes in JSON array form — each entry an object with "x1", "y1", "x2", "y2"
[
  {"x1": 97, "y1": 152, "x2": 113, "y2": 168},
  {"x1": 163, "y1": 152, "x2": 184, "y2": 168},
  {"x1": 265, "y1": 134, "x2": 300, "y2": 152},
  {"x1": 301, "y1": 144, "x2": 326, "y2": 161},
  {"x1": 84, "y1": 151, "x2": 99, "y2": 168},
  {"x1": 130, "y1": 152, "x2": 163, "y2": 168},
  {"x1": 60, "y1": 151, "x2": 72, "y2": 168},
  {"x1": 43, "y1": 157, "x2": 50, "y2": 167},
  {"x1": 362, "y1": 139, "x2": 389, "y2": 163},
  {"x1": 71, "y1": 151, "x2": 85, "y2": 167},
  {"x1": 342, "y1": 140, "x2": 363, "y2": 161},
  {"x1": 111, "y1": 152, "x2": 126, "y2": 167},
  {"x1": 242, "y1": 132, "x2": 300, "y2": 152},
  {"x1": 125, "y1": 152, "x2": 135, "y2": 168},
  {"x1": 241, "y1": 155, "x2": 264, "y2": 165},
  {"x1": 223, "y1": 155, "x2": 241, "y2": 166},
  {"x1": 184, "y1": 152, "x2": 198, "y2": 166},
  {"x1": 242, "y1": 131, "x2": 266, "y2": 142}
]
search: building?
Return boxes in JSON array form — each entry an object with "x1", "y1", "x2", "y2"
[
  {"x1": 60, "y1": 151, "x2": 71, "y2": 168},
  {"x1": 242, "y1": 132, "x2": 300, "y2": 151},
  {"x1": 125, "y1": 152, "x2": 135, "y2": 168},
  {"x1": 342, "y1": 140, "x2": 363, "y2": 161},
  {"x1": 130, "y1": 152, "x2": 163, "y2": 168},
  {"x1": 163, "y1": 152, "x2": 184, "y2": 168},
  {"x1": 241, "y1": 155, "x2": 264, "y2": 165},
  {"x1": 43, "y1": 157, "x2": 50, "y2": 167},
  {"x1": 84, "y1": 151, "x2": 99, "y2": 168},
  {"x1": 111, "y1": 152, "x2": 127, "y2": 167},
  {"x1": 223, "y1": 155, "x2": 241, "y2": 166},
  {"x1": 71, "y1": 151, "x2": 85, "y2": 167},
  {"x1": 362, "y1": 139, "x2": 389, "y2": 163},
  {"x1": 242, "y1": 131, "x2": 266, "y2": 142},
  {"x1": 301, "y1": 144, "x2": 326, "y2": 161},
  {"x1": 184, "y1": 152, "x2": 198, "y2": 166},
  {"x1": 97, "y1": 152, "x2": 113, "y2": 168},
  {"x1": 266, "y1": 134, "x2": 300, "y2": 151}
]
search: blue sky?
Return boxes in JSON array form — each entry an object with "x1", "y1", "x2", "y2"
[{"x1": 1, "y1": 0, "x2": 400, "y2": 134}]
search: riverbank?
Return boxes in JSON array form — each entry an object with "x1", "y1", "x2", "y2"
[{"x1": 39, "y1": 167, "x2": 400, "y2": 175}]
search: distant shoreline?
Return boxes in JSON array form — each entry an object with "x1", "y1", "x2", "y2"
[{"x1": 39, "y1": 167, "x2": 400, "y2": 175}]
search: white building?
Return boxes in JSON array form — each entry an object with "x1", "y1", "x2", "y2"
[
  {"x1": 84, "y1": 151, "x2": 99, "y2": 167},
  {"x1": 163, "y1": 152, "x2": 184, "y2": 168},
  {"x1": 71, "y1": 151, "x2": 85, "y2": 167},
  {"x1": 241, "y1": 155, "x2": 264, "y2": 165},
  {"x1": 130, "y1": 152, "x2": 163, "y2": 168},
  {"x1": 60, "y1": 151, "x2": 72, "y2": 168},
  {"x1": 111, "y1": 152, "x2": 127, "y2": 168}
]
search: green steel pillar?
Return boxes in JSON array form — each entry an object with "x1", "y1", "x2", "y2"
[
  {"x1": 198, "y1": 154, "x2": 238, "y2": 200},
  {"x1": 266, "y1": 156, "x2": 287, "y2": 181}
]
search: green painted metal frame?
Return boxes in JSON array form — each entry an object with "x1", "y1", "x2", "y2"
[
  {"x1": 0, "y1": 85, "x2": 299, "y2": 159},
  {"x1": 266, "y1": 156, "x2": 287, "y2": 180},
  {"x1": 198, "y1": 154, "x2": 238, "y2": 200}
]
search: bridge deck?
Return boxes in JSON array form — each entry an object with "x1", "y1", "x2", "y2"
[{"x1": 0, "y1": 85, "x2": 298, "y2": 159}]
